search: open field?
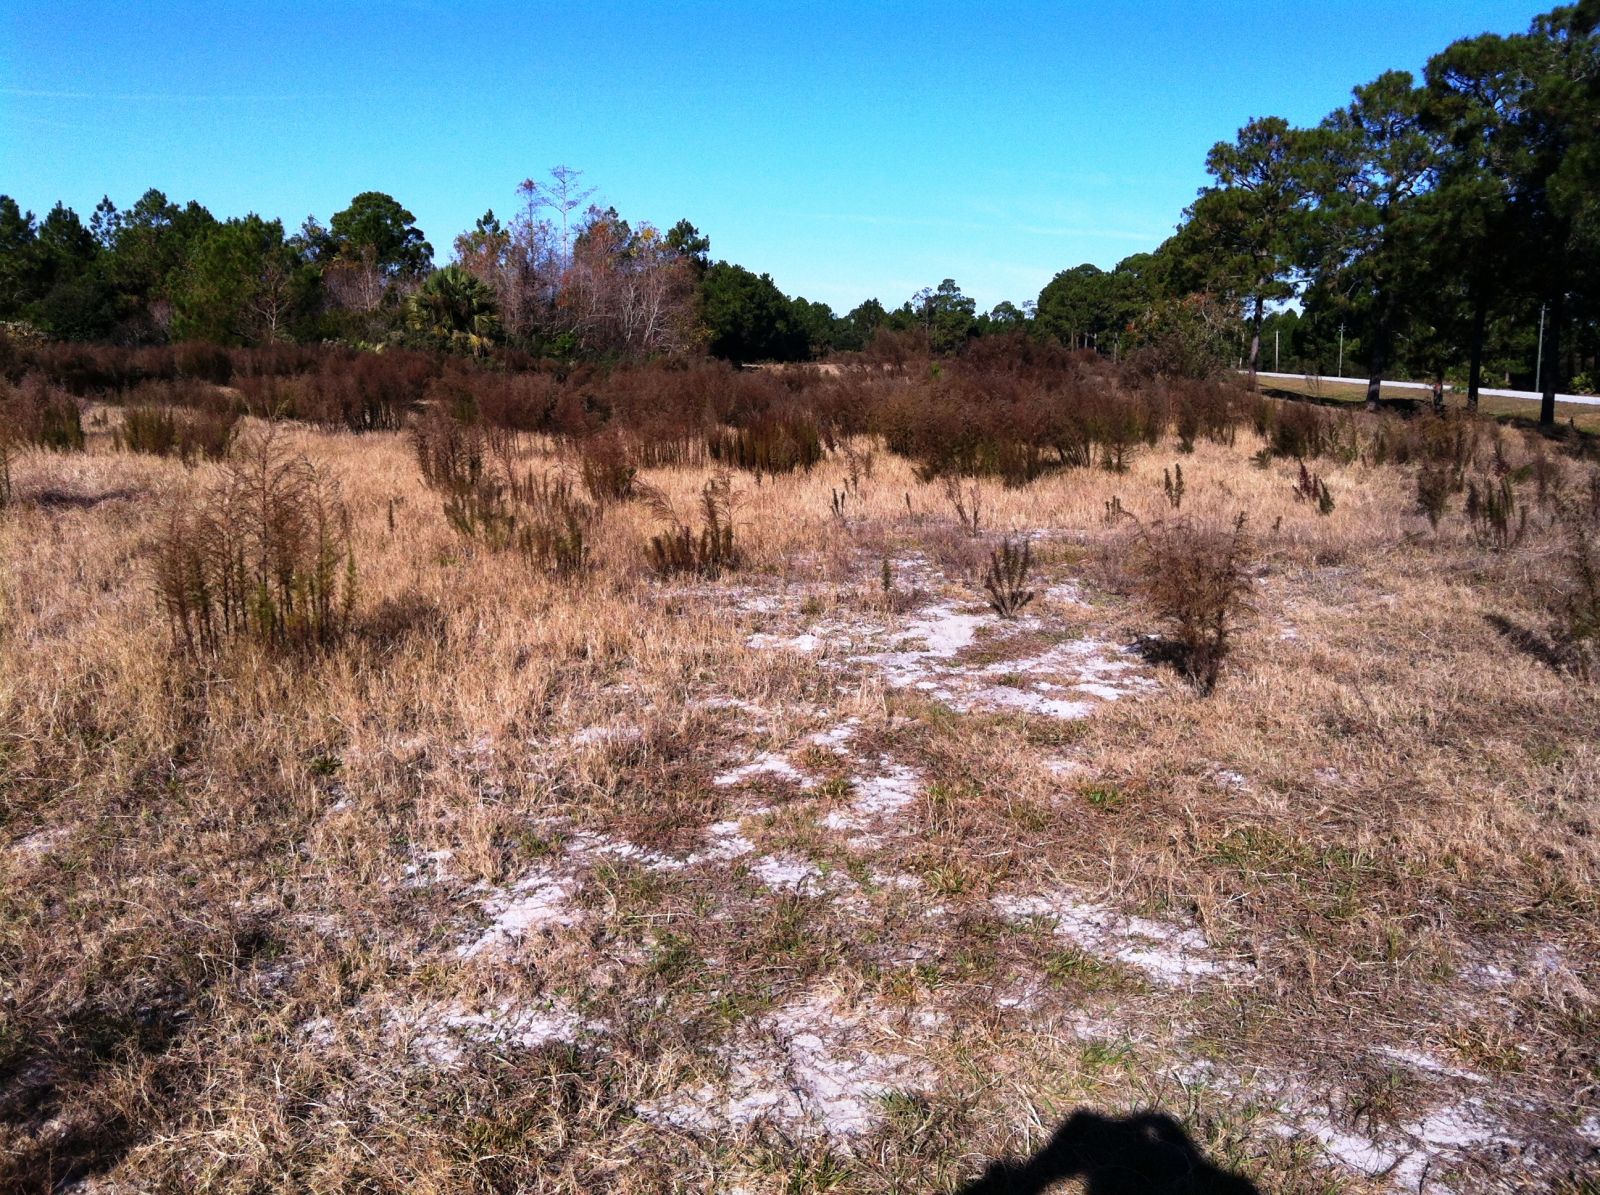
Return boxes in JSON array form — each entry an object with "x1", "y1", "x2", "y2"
[
  {"x1": 1255, "y1": 375, "x2": 1600, "y2": 437},
  {"x1": 2, "y1": 379, "x2": 1599, "y2": 1193}
]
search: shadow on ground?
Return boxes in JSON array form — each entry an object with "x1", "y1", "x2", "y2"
[
  {"x1": 1484, "y1": 612, "x2": 1571, "y2": 674},
  {"x1": 958, "y1": 1109, "x2": 1259, "y2": 1195}
]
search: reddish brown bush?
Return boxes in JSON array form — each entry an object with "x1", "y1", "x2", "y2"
[
  {"x1": 155, "y1": 429, "x2": 356, "y2": 655},
  {"x1": 1127, "y1": 514, "x2": 1255, "y2": 695}
]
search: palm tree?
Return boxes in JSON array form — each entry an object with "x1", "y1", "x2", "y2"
[{"x1": 406, "y1": 264, "x2": 501, "y2": 355}]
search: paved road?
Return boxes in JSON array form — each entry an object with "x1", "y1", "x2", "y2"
[{"x1": 1251, "y1": 370, "x2": 1600, "y2": 409}]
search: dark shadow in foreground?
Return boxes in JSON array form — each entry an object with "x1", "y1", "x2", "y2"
[
  {"x1": 1484, "y1": 612, "x2": 1570, "y2": 673},
  {"x1": 958, "y1": 1109, "x2": 1260, "y2": 1195}
]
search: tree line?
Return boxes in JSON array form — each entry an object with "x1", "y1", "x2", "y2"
[
  {"x1": 1164, "y1": 0, "x2": 1600, "y2": 422},
  {"x1": 1, "y1": 3, "x2": 1596, "y2": 422}
]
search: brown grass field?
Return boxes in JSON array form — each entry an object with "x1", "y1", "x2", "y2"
[{"x1": 2, "y1": 386, "x2": 1598, "y2": 1193}]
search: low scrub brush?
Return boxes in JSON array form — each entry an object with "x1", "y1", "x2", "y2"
[
  {"x1": 577, "y1": 432, "x2": 637, "y2": 504},
  {"x1": 2, "y1": 375, "x2": 85, "y2": 452},
  {"x1": 1553, "y1": 496, "x2": 1600, "y2": 680},
  {"x1": 642, "y1": 472, "x2": 740, "y2": 578},
  {"x1": 413, "y1": 405, "x2": 488, "y2": 494},
  {"x1": 155, "y1": 429, "x2": 356, "y2": 656},
  {"x1": 1292, "y1": 462, "x2": 1335, "y2": 515},
  {"x1": 982, "y1": 537, "x2": 1036, "y2": 619},
  {"x1": 116, "y1": 404, "x2": 239, "y2": 464},
  {"x1": 1163, "y1": 463, "x2": 1185, "y2": 510},
  {"x1": 1466, "y1": 474, "x2": 1527, "y2": 551},
  {"x1": 708, "y1": 412, "x2": 822, "y2": 476},
  {"x1": 510, "y1": 471, "x2": 594, "y2": 575},
  {"x1": 1127, "y1": 513, "x2": 1254, "y2": 695},
  {"x1": 944, "y1": 476, "x2": 983, "y2": 536},
  {"x1": 1416, "y1": 464, "x2": 1454, "y2": 530}
]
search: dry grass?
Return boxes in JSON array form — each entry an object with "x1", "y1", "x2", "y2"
[{"x1": 0, "y1": 388, "x2": 1597, "y2": 1194}]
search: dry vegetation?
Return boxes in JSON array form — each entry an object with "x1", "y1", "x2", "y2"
[{"x1": 1, "y1": 342, "x2": 1598, "y2": 1193}]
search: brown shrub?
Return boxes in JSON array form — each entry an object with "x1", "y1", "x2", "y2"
[
  {"x1": 155, "y1": 429, "x2": 356, "y2": 655},
  {"x1": 577, "y1": 432, "x2": 637, "y2": 504},
  {"x1": 642, "y1": 472, "x2": 740, "y2": 578},
  {"x1": 1292, "y1": 462, "x2": 1335, "y2": 515},
  {"x1": 413, "y1": 405, "x2": 488, "y2": 494},
  {"x1": 3, "y1": 374, "x2": 85, "y2": 452},
  {"x1": 0, "y1": 425, "x2": 12, "y2": 510},
  {"x1": 1416, "y1": 464, "x2": 1453, "y2": 530},
  {"x1": 1552, "y1": 493, "x2": 1600, "y2": 679},
  {"x1": 420, "y1": 406, "x2": 597, "y2": 577},
  {"x1": 1465, "y1": 474, "x2": 1527, "y2": 551},
  {"x1": 116, "y1": 403, "x2": 239, "y2": 464},
  {"x1": 1126, "y1": 513, "x2": 1254, "y2": 695},
  {"x1": 235, "y1": 348, "x2": 434, "y2": 430},
  {"x1": 707, "y1": 411, "x2": 823, "y2": 476},
  {"x1": 508, "y1": 471, "x2": 595, "y2": 575},
  {"x1": 1268, "y1": 401, "x2": 1334, "y2": 460},
  {"x1": 172, "y1": 341, "x2": 234, "y2": 385},
  {"x1": 982, "y1": 536, "x2": 1035, "y2": 619}
]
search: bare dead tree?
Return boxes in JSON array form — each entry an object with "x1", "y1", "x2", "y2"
[{"x1": 519, "y1": 165, "x2": 595, "y2": 273}]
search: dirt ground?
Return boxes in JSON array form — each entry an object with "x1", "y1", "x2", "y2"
[{"x1": 2, "y1": 405, "x2": 1597, "y2": 1192}]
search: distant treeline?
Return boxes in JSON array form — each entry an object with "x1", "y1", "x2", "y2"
[{"x1": 0, "y1": 3, "x2": 1596, "y2": 420}]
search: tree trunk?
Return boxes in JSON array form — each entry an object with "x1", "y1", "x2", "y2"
[
  {"x1": 1365, "y1": 300, "x2": 1388, "y2": 412},
  {"x1": 1466, "y1": 289, "x2": 1486, "y2": 414},
  {"x1": 1540, "y1": 289, "x2": 1563, "y2": 427},
  {"x1": 1248, "y1": 294, "x2": 1264, "y2": 392}
]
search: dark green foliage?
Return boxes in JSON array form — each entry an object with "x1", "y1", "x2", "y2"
[
  {"x1": 908, "y1": 279, "x2": 978, "y2": 354},
  {"x1": 1177, "y1": 116, "x2": 1312, "y2": 379},
  {"x1": 169, "y1": 215, "x2": 305, "y2": 345},
  {"x1": 405, "y1": 264, "x2": 501, "y2": 355},
  {"x1": 326, "y1": 192, "x2": 433, "y2": 278},
  {"x1": 699, "y1": 262, "x2": 810, "y2": 363}
]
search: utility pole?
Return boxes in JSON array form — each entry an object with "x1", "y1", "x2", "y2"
[
  {"x1": 1337, "y1": 323, "x2": 1345, "y2": 377},
  {"x1": 1535, "y1": 303, "x2": 1546, "y2": 394},
  {"x1": 1274, "y1": 329, "x2": 1279, "y2": 372}
]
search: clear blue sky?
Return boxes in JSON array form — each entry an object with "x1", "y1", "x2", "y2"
[{"x1": 1, "y1": 1, "x2": 1543, "y2": 314}]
